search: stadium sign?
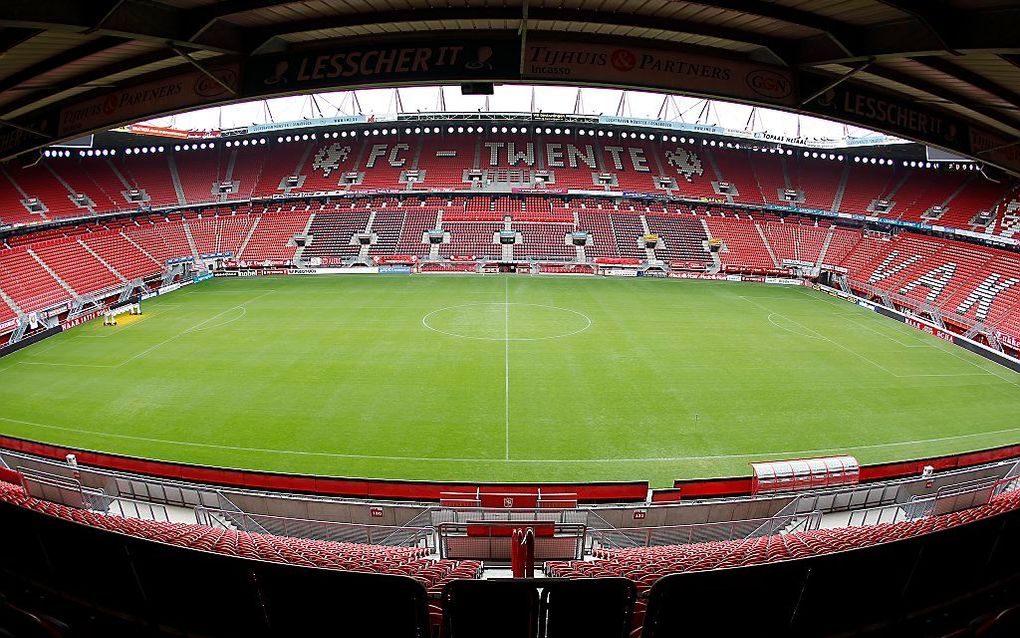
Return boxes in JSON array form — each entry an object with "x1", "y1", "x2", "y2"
[
  {"x1": 248, "y1": 115, "x2": 369, "y2": 134},
  {"x1": 798, "y1": 80, "x2": 1020, "y2": 173},
  {"x1": 524, "y1": 39, "x2": 796, "y2": 107},
  {"x1": 998, "y1": 332, "x2": 1020, "y2": 351},
  {"x1": 61, "y1": 308, "x2": 107, "y2": 331},
  {"x1": 805, "y1": 83, "x2": 965, "y2": 149},
  {"x1": 58, "y1": 65, "x2": 241, "y2": 138},
  {"x1": 243, "y1": 39, "x2": 521, "y2": 94}
]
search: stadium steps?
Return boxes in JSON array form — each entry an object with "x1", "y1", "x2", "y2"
[
  {"x1": 166, "y1": 154, "x2": 187, "y2": 206},
  {"x1": 755, "y1": 222, "x2": 781, "y2": 268},
  {"x1": 885, "y1": 169, "x2": 911, "y2": 203},
  {"x1": 0, "y1": 164, "x2": 47, "y2": 223},
  {"x1": 292, "y1": 213, "x2": 316, "y2": 262},
  {"x1": 182, "y1": 223, "x2": 200, "y2": 260},
  {"x1": 780, "y1": 155, "x2": 792, "y2": 190},
  {"x1": 104, "y1": 158, "x2": 134, "y2": 196},
  {"x1": 45, "y1": 162, "x2": 93, "y2": 215},
  {"x1": 831, "y1": 163, "x2": 850, "y2": 212},
  {"x1": 27, "y1": 249, "x2": 78, "y2": 298},
  {"x1": 120, "y1": 231, "x2": 163, "y2": 269},
  {"x1": 77, "y1": 239, "x2": 128, "y2": 283},
  {"x1": 222, "y1": 148, "x2": 238, "y2": 200},
  {"x1": 0, "y1": 286, "x2": 23, "y2": 316},
  {"x1": 941, "y1": 174, "x2": 974, "y2": 211},
  {"x1": 815, "y1": 228, "x2": 835, "y2": 267},
  {"x1": 236, "y1": 216, "x2": 261, "y2": 257}
]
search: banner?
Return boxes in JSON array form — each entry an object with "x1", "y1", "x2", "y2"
[
  {"x1": 904, "y1": 317, "x2": 954, "y2": 343},
  {"x1": 803, "y1": 81, "x2": 968, "y2": 154},
  {"x1": 998, "y1": 332, "x2": 1020, "y2": 351},
  {"x1": 59, "y1": 65, "x2": 240, "y2": 137},
  {"x1": 244, "y1": 39, "x2": 520, "y2": 94},
  {"x1": 524, "y1": 39, "x2": 796, "y2": 106},
  {"x1": 668, "y1": 272, "x2": 729, "y2": 280},
  {"x1": 968, "y1": 127, "x2": 1020, "y2": 176},
  {"x1": 126, "y1": 124, "x2": 192, "y2": 139},
  {"x1": 249, "y1": 114, "x2": 369, "y2": 134}
]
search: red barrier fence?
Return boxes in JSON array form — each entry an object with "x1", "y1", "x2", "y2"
[
  {"x1": 0, "y1": 434, "x2": 645, "y2": 503},
  {"x1": 3, "y1": 432, "x2": 1019, "y2": 505}
]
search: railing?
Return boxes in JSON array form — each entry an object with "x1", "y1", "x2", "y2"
[
  {"x1": 590, "y1": 512, "x2": 822, "y2": 550},
  {"x1": 22, "y1": 469, "x2": 173, "y2": 523},
  {"x1": 844, "y1": 476, "x2": 1019, "y2": 528},
  {"x1": 194, "y1": 507, "x2": 434, "y2": 549},
  {"x1": 215, "y1": 490, "x2": 269, "y2": 534},
  {"x1": 95, "y1": 492, "x2": 172, "y2": 523},
  {"x1": 437, "y1": 522, "x2": 587, "y2": 560}
]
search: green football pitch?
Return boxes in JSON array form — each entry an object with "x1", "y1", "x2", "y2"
[{"x1": 1, "y1": 274, "x2": 1019, "y2": 487}]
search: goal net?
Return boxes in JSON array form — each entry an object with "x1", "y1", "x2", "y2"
[{"x1": 103, "y1": 302, "x2": 142, "y2": 326}]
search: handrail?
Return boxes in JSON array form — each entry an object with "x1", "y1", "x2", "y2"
[
  {"x1": 195, "y1": 506, "x2": 434, "y2": 548},
  {"x1": 589, "y1": 512, "x2": 819, "y2": 549}
]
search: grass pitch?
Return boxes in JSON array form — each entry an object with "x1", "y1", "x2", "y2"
[{"x1": 1, "y1": 274, "x2": 1019, "y2": 487}]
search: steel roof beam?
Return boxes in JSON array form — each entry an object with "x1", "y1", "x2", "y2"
[
  {"x1": 0, "y1": 36, "x2": 126, "y2": 98},
  {"x1": 797, "y1": 6, "x2": 1020, "y2": 66},
  {"x1": 0, "y1": 50, "x2": 185, "y2": 119},
  {"x1": 246, "y1": 7, "x2": 793, "y2": 65},
  {"x1": 847, "y1": 65, "x2": 1020, "y2": 131},
  {"x1": 0, "y1": 27, "x2": 42, "y2": 56},
  {"x1": 0, "y1": 0, "x2": 244, "y2": 55},
  {"x1": 913, "y1": 57, "x2": 1020, "y2": 118}
]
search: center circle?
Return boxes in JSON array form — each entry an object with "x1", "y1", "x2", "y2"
[{"x1": 422, "y1": 302, "x2": 592, "y2": 341}]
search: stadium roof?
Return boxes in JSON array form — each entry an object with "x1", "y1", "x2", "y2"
[
  {"x1": 140, "y1": 86, "x2": 899, "y2": 147},
  {"x1": 1, "y1": 1, "x2": 1019, "y2": 172}
]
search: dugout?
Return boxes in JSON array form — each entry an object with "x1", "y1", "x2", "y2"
[{"x1": 751, "y1": 456, "x2": 860, "y2": 495}]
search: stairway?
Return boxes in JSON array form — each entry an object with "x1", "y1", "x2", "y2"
[
  {"x1": 815, "y1": 228, "x2": 835, "y2": 267},
  {"x1": 46, "y1": 161, "x2": 93, "y2": 214},
  {"x1": 78, "y1": 239, "x2": 127, "y2": 282},
  {"x1": 755, "y1": 223, "x2": 781, "y2": 268},
  {"x1": 830, "y1": 164, "x2": 850, "y2": 212},
  {"x1": 183, "y1": 223, "x2": 201, "y2": 260},
  {"x1": 167, "y1": 154, "x2": 187, "y2": 205},
  {"x1": 0, "y1": 285, "x2": 23, "y2": 316},
  {"x1": 236, "y1": 216, "x2": 261, "y2": 259},
  {"x1": 121, "y1": 232, "x2": 163, "y2": 269},
  {"x1": 1, "y1": 165, "x2": 46, "y2": 220},
  {"x1": 28, "y1": 249, "x2": 78, "y2": 297},
  {"x1": 292, "y1": 213, "x2": 316, "y2": 262}
]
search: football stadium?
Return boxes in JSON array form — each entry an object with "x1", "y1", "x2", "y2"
[{"x1": 2, "y1": 2, "x2": 1020, "y2": 636}]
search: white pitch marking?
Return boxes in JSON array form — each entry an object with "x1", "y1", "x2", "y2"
[
  {"x1": 766, "y1": 313, "x2": 825, "y2": 340},
  {"x1": 925, "y1": 338, "x2": 1020, "y2": 388},
  {"x1": 2, "y1": 415, "x2": 1019, "y2": 465},
  {"x1": 505, "y1": 276, "x2": 510, "y2": 461},
  {"x1": 186, "y1": 306, "x2": 246, "y2": 333},
  {"x1": 115, "y1": 289, "x2": 274, "y2": 367},
  {"x1": 742, "y1": 296, "x2": 899, "y2": 377},
  {"x1": 843, "y1": 317, "x2": 928, "y2": 348},
  {"x1": 421, "y1": 302, "x2": 592, "y2": 341}
]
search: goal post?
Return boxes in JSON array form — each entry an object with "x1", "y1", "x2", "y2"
[{"x1": 103, "y1": 301, "x2": 142, "y2": 326}]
